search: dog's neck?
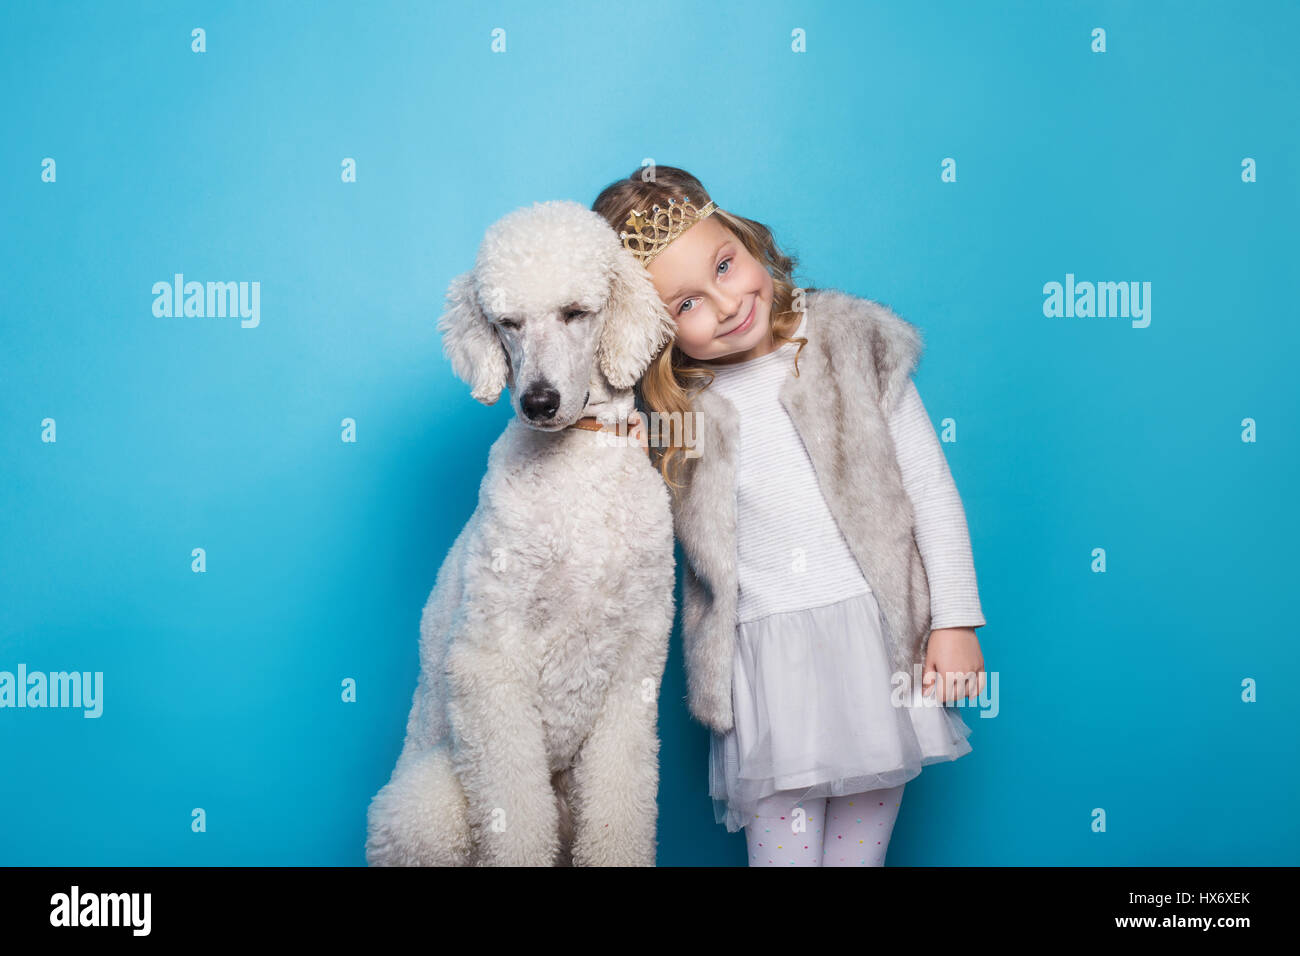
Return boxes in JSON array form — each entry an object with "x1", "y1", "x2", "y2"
[
  {"x1": 568, "y1": 385, "x2": 649, "y2": 455},
  {"x1": 576, "y1": 372, "x2": 637, "y2": 427}
]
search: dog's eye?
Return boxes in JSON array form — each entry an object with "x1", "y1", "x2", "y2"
[
  {"x1": 562, "y1": 309, "x2": 589, "y2": 322},
  {"x1": 498, "y1": 317, "x2": 519, "y2": 330}
]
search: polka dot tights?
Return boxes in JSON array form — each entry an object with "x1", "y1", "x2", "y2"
[{"x1": 742, "y1": 784, "x2": 906, "y2": 867}]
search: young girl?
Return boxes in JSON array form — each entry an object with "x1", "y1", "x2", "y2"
[{"x1": 592, "y1": 166, "x2": 989, "y2": 867}]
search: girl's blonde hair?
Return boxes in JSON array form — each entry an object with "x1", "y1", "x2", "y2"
[{"x1": 591, "y1": 166, "x2": 813, "y2": 491}]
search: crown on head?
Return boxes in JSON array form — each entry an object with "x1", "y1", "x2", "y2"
[{"x1": 620, "y1": 196, "x2": 718, "y2": 266}]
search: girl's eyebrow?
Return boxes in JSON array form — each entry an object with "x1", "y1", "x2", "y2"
[{"x1": 667, "y1": 238, "x2": 731, "y2": 302}]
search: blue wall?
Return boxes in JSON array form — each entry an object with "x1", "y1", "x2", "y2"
[{"x1": 1, "y1": 0, "x2": 1296, "y2": 865}]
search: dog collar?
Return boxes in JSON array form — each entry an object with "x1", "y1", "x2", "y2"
[
  {"x1": 568, "y1": 416, "x2": 613, "y2": 433},
  {"x1": 568, "y1": 416, "x2": 651, "y2": 456}
]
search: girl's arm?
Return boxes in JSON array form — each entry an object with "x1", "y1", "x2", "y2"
[{"x1": 886, "y1": 377, "x2": 986, "y2": 630}]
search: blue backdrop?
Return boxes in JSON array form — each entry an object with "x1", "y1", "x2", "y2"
[{"x1": 2, "y1": 0, "x2": 1296, "y2": 866}]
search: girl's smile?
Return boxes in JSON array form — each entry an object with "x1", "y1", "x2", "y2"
[
  {"x1": 722, "y1": 298, "x2": 756, "y2": 336},
  {"x1": 645, "y1": 214, "x2": 778, "y2": 365}
]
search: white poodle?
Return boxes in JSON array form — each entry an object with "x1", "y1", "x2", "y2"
[{"x1": 365, "y1": 201, "x2": 678, "y2": 866}]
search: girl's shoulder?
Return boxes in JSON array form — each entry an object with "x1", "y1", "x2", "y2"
[
  {"x1": 804, "y1": 288, "x2": 925, "y2": 403},
  {"x1": 806, "y1": 288, "x2": 924, "y2": 351}
]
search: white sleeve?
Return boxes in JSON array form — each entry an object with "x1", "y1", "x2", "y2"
[{"x1": 886, "y1": 377, "x2": 987, "y2": 630}]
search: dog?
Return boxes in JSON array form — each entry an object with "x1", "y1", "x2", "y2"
[{"x1": 365, "y1": 201, "x2": 677, "y2": 866}]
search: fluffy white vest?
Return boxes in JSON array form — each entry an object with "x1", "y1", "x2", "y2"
[{"x1": 669, "y1": 288, "x2": 934, "y2": 734}]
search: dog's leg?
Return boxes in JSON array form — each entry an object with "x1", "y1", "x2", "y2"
[
  {"x1": 567, "y1": 627, "x2": 670, "y2": 866},
  {"x1": 367, "y1": 562, "x2": 475, "y2": 866},
  {"x1": 446, "y1": 643, "x2": 559, "y2": 866}
]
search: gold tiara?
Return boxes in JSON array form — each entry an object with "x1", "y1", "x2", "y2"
[{"x1": 620, "y1": 197, "x2": 717, "y2": 266}]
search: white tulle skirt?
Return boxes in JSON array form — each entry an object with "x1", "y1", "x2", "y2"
[{"x1": 708, "y1": 589, "x2": 974, "y2": 833}]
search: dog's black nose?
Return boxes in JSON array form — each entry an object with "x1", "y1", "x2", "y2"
[{"x1": 521, "y1": 383, "x2": 561, "y2": 421}]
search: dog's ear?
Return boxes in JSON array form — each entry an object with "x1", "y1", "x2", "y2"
[
  {"x1": 597, "y1": 247, "x2": 677, "y2": 390},
  {"x1": 437, "y1": 271, "x2": 509, "y2": 405}
]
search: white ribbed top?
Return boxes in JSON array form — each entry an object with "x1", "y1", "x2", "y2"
[{"x1": 700, "y1": 311, "x2": 986, "y2": 629}]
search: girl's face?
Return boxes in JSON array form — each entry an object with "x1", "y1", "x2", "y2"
[{"x1": 645, "y1": 214, "x2": 776, "y2": 365}]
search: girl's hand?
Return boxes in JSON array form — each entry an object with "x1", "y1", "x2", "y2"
[{"x1": 922, "y1": 627, "x2": 985, "y2": 703}]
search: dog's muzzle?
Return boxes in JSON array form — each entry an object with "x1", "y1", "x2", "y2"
[{"x1": 521, "y1": 381, "x2": 561, "y2": 422}]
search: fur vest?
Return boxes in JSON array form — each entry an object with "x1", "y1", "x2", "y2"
[{"x1": 669, "y1": 288, "x2": 935, "y2": 735}]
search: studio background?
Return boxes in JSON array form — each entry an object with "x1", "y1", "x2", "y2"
[{"x1": 2, "y1": 0, "x2": 1296, "y2": 865}]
